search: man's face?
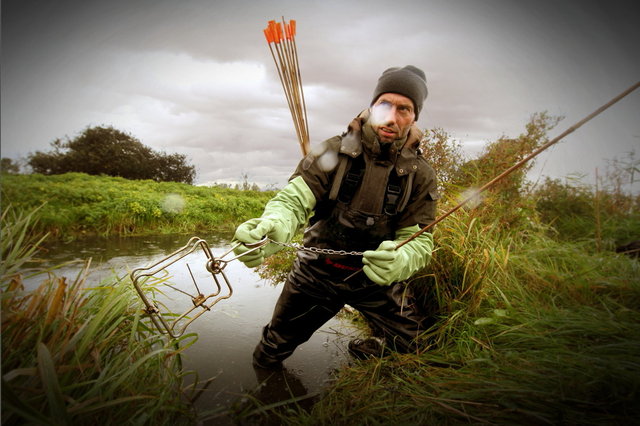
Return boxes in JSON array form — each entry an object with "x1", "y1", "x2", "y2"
[{"x1": 369, "y1": 93, "x2": 416, "y2": 143}]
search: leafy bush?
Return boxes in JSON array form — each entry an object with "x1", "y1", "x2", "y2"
[
  {"x1": 27, "y1": 126, "x2": 196, "y2": 184},
  {"x1": 533, "y1": 175, "x2": 640, "y2": 249},
  {"x1": 420, "y1": 127, "x2": 466, "y2": 194}
]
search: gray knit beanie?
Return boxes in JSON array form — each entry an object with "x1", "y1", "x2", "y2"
[{"x1": 370, "y1": 65, "x2": 428, "y2": 120}]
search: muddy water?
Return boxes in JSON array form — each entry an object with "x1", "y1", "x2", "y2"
[{"x1": 36, "y1": 234, "x2": 359, "y2": 418}]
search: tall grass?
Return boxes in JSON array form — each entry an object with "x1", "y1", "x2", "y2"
[
  {"x1": 0, "y1": 172, "x2": 274, "y2": 239},
  {"x1": 248, "y1": 115, "x2": 640, "y2": 424},
  {"x1": 270, "y1": 199, "x2": 640, "y2": 425},
  {"x1": 4, "y1": 115, "x2": 638, "y2": 423},
  {"x1": 0, "y1": 205, "x2": 49, "y2": 281},
  {"x1": 532, "y1": 175, "x2": 640, "y2": 248},
  {"x1": 1, "y1": 205, "x2": 201, "y2": 424}
]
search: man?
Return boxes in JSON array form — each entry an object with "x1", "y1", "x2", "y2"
[{"x1": 233, "y1": 65, "x2": 438, "y2": 369}]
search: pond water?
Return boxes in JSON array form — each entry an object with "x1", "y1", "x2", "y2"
[{"x1": 35, "y1": 233, "x2": 359, "y2": 422}]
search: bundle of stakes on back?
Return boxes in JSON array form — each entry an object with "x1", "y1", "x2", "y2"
[{"x1": 264, "y1": 18, "x2": 310, "y2": 156}]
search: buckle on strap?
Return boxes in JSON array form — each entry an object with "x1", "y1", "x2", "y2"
[{"x1": 384, "y1": 184, "x2": 402, "y2": 215}]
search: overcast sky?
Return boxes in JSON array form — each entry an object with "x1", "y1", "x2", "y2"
[{"x1": 2, "y1": 0, "x2": 639, "y2": 190}]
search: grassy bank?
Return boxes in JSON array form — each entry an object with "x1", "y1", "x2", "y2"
[
  {"x1": 0, "y1": 173, "x2": 275, "y2": 422},
  {"x1": 0, "y1": 172, "x2": 274, "y2": 239},
  {"x1": 261, "y1": 189, "x2": 640, "y2": 424},
  {"x1": 1, "y1": 206, "x2": 201, "y2": 424}
]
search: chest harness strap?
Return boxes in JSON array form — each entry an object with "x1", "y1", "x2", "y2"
[{"x1": 328, "y1": 154, "x2": 412, "y2": 216}]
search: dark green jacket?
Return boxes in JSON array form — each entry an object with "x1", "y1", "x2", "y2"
[{"x1": 291, "y1": 110, "x2": 439, "y2": 259}]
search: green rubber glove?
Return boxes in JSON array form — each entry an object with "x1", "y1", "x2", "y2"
[
  {"x1": 233, "y1": 176, "x2": 316, "y2": 267},
  {"x1": 362, "y1": 225, "x2": 434, "y2": 286}
]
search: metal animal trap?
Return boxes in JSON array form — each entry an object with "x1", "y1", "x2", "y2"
[{"x1": 130, "y1": 236, "x2": 265, "y2": 338}]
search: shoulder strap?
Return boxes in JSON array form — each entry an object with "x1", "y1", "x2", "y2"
[
  {"x1": 328, "y1": 155, "x2": 349, "y2": 201},
  {"x1": 397, "y1": 172, "x2": 413, "y2": 212},
  {"x1": 329, "y1": 154, "x2": 415, "y2": 215}
]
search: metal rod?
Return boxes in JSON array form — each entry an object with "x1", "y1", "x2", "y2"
[
  {"x1": 396, "y1": 80, "x2": 640, "y2": 249},
  {"x1": 186, "y1": 263, "x2": 201, "y2": 295},
  {"x1": 164, "y1": 282, "x2": 196, "y2": 298}
]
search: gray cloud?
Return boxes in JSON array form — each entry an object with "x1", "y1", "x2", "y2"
[{"x1": 2, "y1": 0, "x2": 639, "y2": 189}]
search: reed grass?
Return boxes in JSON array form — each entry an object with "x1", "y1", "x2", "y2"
[
  {"x1": 1, "y1": 205, "x2": 199, "y2": 424},
  {"x1": 0, "y1": 205, "x2": 49, "y2": 281},
  {"x1": 4, "y1": 134, "x2": 639, "y2": 423},
  {"x1": 268, "y1": 197, "x2": 640, "y2": 425}
]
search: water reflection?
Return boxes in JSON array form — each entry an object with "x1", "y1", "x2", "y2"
[{"x1": 36, "y1": 233, "x2": 357, "y2": 420}]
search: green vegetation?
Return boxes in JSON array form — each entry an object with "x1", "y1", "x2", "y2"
[
  {"x1": 2, "y1": 112, "x2": 639, "y2": 424},
  {"x1": 0, "y1": 172, "x2": 274, "y2": 423},
  {"x1": 0, "y1": 172, "x2": 274, "y2": 239},
  {"x1": 27, "y1": 125, "x2": 197, "y2": 184},
  {"x1": 1, "y1": 205, "x2": 200, "y2": 424},
  {"x1": 275, "y1": 208, "x2": 639, "y2": 425},
  {"x1": 254, "y1": 115, "x2": 640, "y2": 424},
  {"x1": 533, "y1": 175, "x2": 640, "y2": 248},
  {"x1": 0, "y1": 158, "x2": 20, "y2": 175}
]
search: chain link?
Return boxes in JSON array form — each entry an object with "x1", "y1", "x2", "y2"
[{"x1": 268, "y1": 239, "x2": 364, "y2": 256}]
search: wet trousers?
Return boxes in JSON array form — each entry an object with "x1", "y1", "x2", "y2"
[{"x1": 253, "y1": 253, "x2": 429, "y2": 368}]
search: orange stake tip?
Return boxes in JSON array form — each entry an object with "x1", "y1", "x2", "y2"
[
  {"x1": 268, "y1": 21, "x2": 277, "y2": 37},
  {"x1": 263, "y1": 28, "x2": 273, "y2": 43}
]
